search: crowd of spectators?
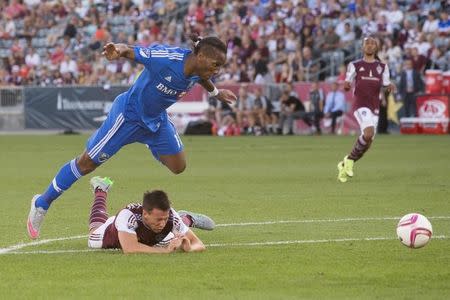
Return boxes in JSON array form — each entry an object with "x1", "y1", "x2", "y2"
[
  {"x1": 0, "y1": 0, "x2": 449, "y2": 134},
  {"x1": 0, "y1": 0, "x2": 448, "y2": 88}
]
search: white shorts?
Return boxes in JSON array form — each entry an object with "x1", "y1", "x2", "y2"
[
  {"x1": 353, "y1": 107, "x2": 379, "y2": 133},
  {"x1": 88, "y1": 216, "x2": 116, "y2": 249}
]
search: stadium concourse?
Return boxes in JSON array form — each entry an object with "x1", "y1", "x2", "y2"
[{"x1": 0, "y1": 0, "x2": 449, "y2": 134}]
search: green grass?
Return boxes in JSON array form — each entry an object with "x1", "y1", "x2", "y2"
[{"x1": 0, "y1": 135, "x2": 449, "y2": 299}]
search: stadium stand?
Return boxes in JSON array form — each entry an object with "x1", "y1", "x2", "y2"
[{"x1": 0, "y1": 0, "x2": 449, "y2": 134}]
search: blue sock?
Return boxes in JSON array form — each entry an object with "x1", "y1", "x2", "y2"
[{"x1": 35, "y1": 158, "x2": 83, "y2": 210}]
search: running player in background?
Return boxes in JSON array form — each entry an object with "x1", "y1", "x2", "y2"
[
  {"x1": 27, "y1": 34, "x2": 237, "y2": 239},
  {"x1": 88, "y1": 176, "x2": 214, "y2": 253},
  {"x1": 337, "y1": 36, "x2": 395, "y2": 183}
]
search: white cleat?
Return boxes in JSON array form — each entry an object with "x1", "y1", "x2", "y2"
[
  {"x1": 178, "y1": 210, "x2": 215, "y2": 231},
  {"x1": 90, "y1": 176, "x2": 114, "y2": 193},
  {"x1": 27, "y1": 195, "x2": 47, "y2": 239}
]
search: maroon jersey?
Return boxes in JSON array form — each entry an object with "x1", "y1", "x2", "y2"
[
  {"x1": 101, "y1": 203, "x2": 188, "y2": 249},
  {"x1": 345, "y1": 59, "x2": 390, "y2": 113}
]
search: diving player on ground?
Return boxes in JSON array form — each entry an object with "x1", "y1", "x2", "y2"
[{"x1": 88, "y1": 176, "x2": 214, "y2": 253}]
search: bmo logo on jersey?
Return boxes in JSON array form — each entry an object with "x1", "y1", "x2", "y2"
[{"x1": 156, "y1": 83, "x2": 178, "y2": 96}]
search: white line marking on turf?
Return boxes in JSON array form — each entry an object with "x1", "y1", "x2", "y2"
[
  {"x1": 0, "y1": 235, "x2": 87, "y2": 254},
  {"x1": 1, "y1": 216, "x2": 449, "y2": 255},
  {"x1": 215, "y1": 216, "x2": 450, "y2": 227},
  {"x1": 1, "y1": 235, "x2": 448, "y2": 255}
]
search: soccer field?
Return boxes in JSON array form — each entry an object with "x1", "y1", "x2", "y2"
[{"x1": 0, "y1": 135, "x2": 449, "y2": 299}]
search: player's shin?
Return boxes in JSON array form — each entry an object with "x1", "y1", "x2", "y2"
[
  {"x1": 89, "y1": 190, "x2": 108, "y2": 231},
  {"x1": 35, "y1": 158, "x2": 84, "y2": 210},
  {"x1": 348, "y1": 134, "x2": 372, "y2": 162}
]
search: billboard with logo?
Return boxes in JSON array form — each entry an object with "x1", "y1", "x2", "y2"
[
  {"x1": 416, "y1": 95, "x2": 449, "y2": 119},
  {"x1": 24, "y1": 86, "x2": 128, "y2": 129}
]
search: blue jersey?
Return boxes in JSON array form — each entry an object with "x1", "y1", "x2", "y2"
[{"x1": 124, "y1": 44, "x2": 200, "y2": 131}]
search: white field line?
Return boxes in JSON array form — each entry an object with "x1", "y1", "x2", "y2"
[
  {"x1": 215, "y1": 216, "x2": 450, "y2": 227},
  {"x1": 0, "y1": 235, "x2": 87, "y2": 255},
  {"x1": 1, "y1": 235, "x2": 448, "y2": 255},
  {"x1": 1, "y1": 216, "x2": 449, "y2": 255}
]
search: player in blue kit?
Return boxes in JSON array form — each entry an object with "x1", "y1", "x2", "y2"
[{"x1": 27, "y1": 34, "x2": 237, "y2": 239}]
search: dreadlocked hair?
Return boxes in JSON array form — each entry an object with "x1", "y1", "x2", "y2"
[{"x1": 189, "y1": 33, "x2": 227, "y2": 55}]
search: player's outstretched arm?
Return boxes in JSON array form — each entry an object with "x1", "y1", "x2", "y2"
[
  {"x1": 102, "y1": 43, "x2": 135, "y2": 61},
  {"x1": 180, "y1": 229, "x2": 206, "y2": 253},
  {"x1": 118, "y1": 231, "x2": 179, "y2": 254},
  {"x1": 198, "y1": 79, "x2": 237, "y2": 105}
]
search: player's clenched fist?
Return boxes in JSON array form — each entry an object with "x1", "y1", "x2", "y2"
[{"x1": 102, "y1": 43, "x2": 121, "y2": 60}]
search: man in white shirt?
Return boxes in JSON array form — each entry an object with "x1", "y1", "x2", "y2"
[
  {"x1": 25, "y1": 48, "x2": 41, "y2": 67},
  {"x1": 323, "y1": 82, "x2": 346, "y2": 134}
]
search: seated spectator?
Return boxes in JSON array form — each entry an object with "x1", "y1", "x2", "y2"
[
  {"x1": 251, "y1": 87, "x2": 269, "y2": 134},
  {"x1": 422, "y1": 12, "x2": 439, "y2": 33},
  {"x1": 438, "y1": 11, "x2": 450, "y2": 35},
  {"x1": 323, "y1": 82, "x2": 346, "y2": 134},
  {"x1": 277, "y1": 87, "x2": 311, "y2": 135},
  {"x1": 307, "y1": 82, "x2": 324, "y2": 135},
  {"x1": 236, "y1": 85, "x2": 256, "y2": 134},
  {"x1": 323, "y1": 26, "x2": 340, "y2": 52}
]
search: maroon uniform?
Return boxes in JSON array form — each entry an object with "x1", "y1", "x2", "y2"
[
  {"x1": 345, "y1": 59, "x2": 391, "y2": 114},
  {"x1": 89, "y1": 203, "x2": 188, "y2": 249}
]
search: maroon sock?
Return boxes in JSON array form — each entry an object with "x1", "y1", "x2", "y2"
[
  {"x1": 89, "y1": 190, "x2": 108, "y2": 231},
  {"x1": 181, "y1": 215, "x2": 193, "y2": 227},
  {"x1": 348, "y1": 135, "x2": 372, "y2": 162}
]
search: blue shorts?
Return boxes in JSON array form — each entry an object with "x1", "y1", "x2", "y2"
[{"x1": 86, "y1": 95, "x2": 183, "y2": 164}]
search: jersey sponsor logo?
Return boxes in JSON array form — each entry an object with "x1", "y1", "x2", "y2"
[
  {"x1": 361, "y1": 76, "x2": 380, "y2": 81},
  {"x1": 164, "y1": 76, "x2": 172, "y2": 82},
  {"x1": 139, "y1": 48, "x2": 151, "y2": 58},
  {"x1": 156, "y1": 82, "x2": 178, "y2": 96}
]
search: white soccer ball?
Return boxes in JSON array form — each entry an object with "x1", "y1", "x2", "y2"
[{"x1": 396, "y1": 213, "x2": 433, "y2": 249}]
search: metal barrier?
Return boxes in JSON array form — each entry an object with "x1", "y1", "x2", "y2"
[
  {"x1": 0, "y1": 87, "x2": 25, "y2": 130},
  {"x1": 0, "y1": 87, "x2": 24, "y2": 112}
]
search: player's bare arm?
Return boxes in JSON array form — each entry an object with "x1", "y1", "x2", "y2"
[
  {"x1": 180, "y1": 229, "x2": 206, "y2": 252},
  {"x1": 102, "y1": 43, "x2": 135, "y2": 61},
  {"x1": 118, "y1": 231, "x2": 180, "y2": 254},
  {"x1": 198, "y1": 79, "x2": 237, "y2": 105}
]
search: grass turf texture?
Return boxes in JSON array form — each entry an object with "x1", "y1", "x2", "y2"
[{"x1": 0, "y1": 135, "x2": 449, "y2": 299}]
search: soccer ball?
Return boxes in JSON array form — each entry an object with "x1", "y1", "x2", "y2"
[{"x1": 396, "y1": 213, "x2": 433, "y2": 249}]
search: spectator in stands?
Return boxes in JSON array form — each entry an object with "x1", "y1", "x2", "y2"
[
  {"x1": 409, "y1": 47, "x2": 428, "y2": 74},
  {"x1": 251, "y1": 87, "x2": 268, "y2": 134},
  {"x1": 429, "y1": 47, "x2": 448, "y2": 71},
  {"x1": 277, "y1": 87, "x2": 311, "y2": 135},
  {"x1": 25, "y1": 48, "x2": 40, "y2": 68},
  {"x1": 302, "y1": 46, "x2": 319, "y2": 81},
  {"x1": 0, "y1": 14, "x2": 16, "y2": 39},
  {"x1": 438, "y1": 11, "x2": 450, "y2": 35},
  {"x1": 422, "y1": 12, "x2": 439, "y2": 33},
  {"x1": 398, "y1": 59, "x2": 424, "y2": 118},
  {"x1": 340, "y1": 23, "x2": 356, "y2": 56},
  {"x1": 323, "y1": 82, "x2": 346, "y2": 134},
  {"x1": 307, "y1": 81, "x2": 324, "y2": 135},
  {"x1": 323, "y1": 26, "x2": 340, "y2": 52},
  {"x1": 236, "y1": 85, "x2": 256, "y2": 134}
]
